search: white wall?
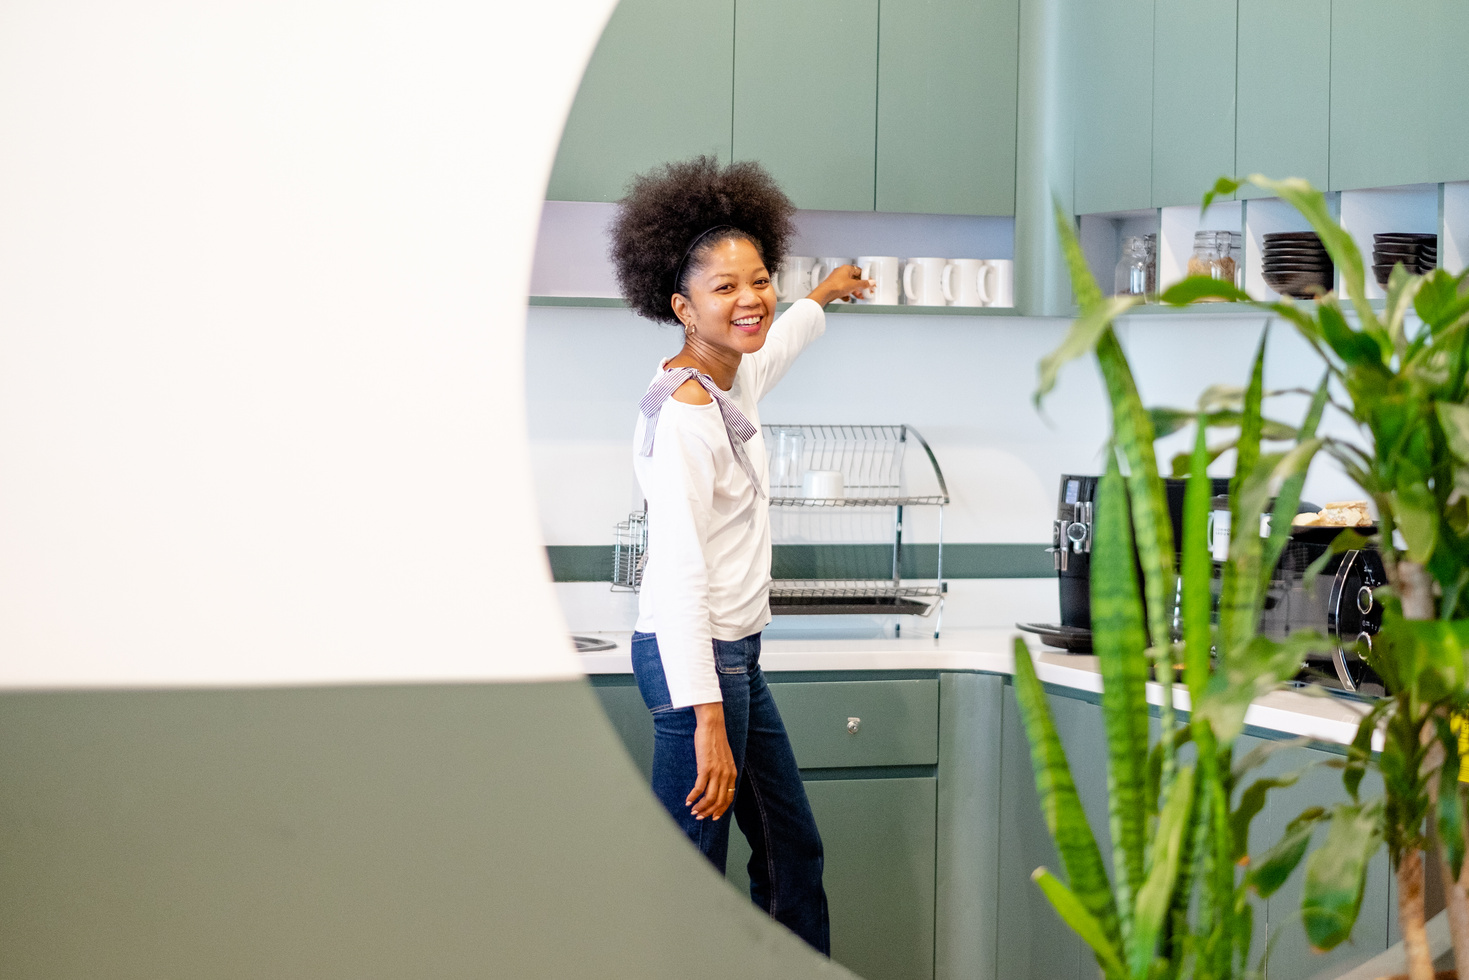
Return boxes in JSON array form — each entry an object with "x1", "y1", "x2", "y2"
[
  {"x1": 529, "y1": 304, "x2": 1366, "y2": 632},
  {"x1": 0, "y1": 0, "x2": 615, "y2": 687}
]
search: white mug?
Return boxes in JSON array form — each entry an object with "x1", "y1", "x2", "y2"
[
  {"x1": 802, "y1": 469, "x2": 844, "y2": 500},
  {"x1": 810, "y1": 256, "x2": 855, "y2": 287},
  {"x1": 856, "y1": 256, "x2": 900, "y2": 305},
  {"x1": 902, "y1": 257, "x2": 949, "y2": 306},
  {"x1": 773, "y1": 256, "x2": 816, "y2": 302},
  {"x1": 983, "y1": 259, "x2": 1014, "y2": 308},
  {"x1": 942, "y1": 259, "x2": 992, "y2": 307}
]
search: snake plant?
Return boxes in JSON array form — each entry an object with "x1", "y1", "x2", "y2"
[{"x1": 1015, "y1": 204, "x2": 1339, "y2": 980}]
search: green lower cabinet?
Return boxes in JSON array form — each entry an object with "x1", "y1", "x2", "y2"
[
  {"x1": 1245, "y1": 737, "x2": 1392, "y2": 979},
  {"x1": 727, "y1": 777, "x2": 938, "y2": 980}
]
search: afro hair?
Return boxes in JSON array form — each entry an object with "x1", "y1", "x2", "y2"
[{"x1": 608, "y1": 156, "x2": 796, "y2": 324}]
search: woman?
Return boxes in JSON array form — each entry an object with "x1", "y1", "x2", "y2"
[{"x1": 609, "y1": 157, "x2": 869, "y2": 955}]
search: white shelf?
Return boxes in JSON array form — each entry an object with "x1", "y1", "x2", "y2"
[{"x1": 531, "y1": 199, "x2": 1015, "y2": 300}]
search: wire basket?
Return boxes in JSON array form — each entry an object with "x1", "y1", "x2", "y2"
[
  {"x1": 611, "y1": 511, "x2": 647, "y2": 591},
  {"x1": 766, "y1": 424, "x2": 948, "y2": 507}
]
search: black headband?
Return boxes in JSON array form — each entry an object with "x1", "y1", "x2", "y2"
[{"x1": 672, "y1": 224, "x2": 736, "y2": 293}]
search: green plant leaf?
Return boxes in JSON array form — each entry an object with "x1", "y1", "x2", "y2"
[
  {"x1": 1057, "y1": 200, "x2": 1105, "y2": 313},
  {"x1": 1230, "y1": 769, "x2": 1306, "y2": 865},
  {"x1": 1096, "y1": 329, "x2": 1176, "y2": 651},
  {"x1": 1160, "y1": 275, "x2": 1253, "y2": 306},
  {"x1": 1302, "y1": 801, "x2": 1385, "y2": 950},
  {"x1": 1201, "y1": 175, "x2": 1246, "y2": 212},
  {"x1": 1318, "y1": 299, "x2": 1386, "y2": 368},
  {"x1": 1035, "y1": 295, "x2": 1140, "y2": 407},
  {"x1": 1012, "y1": 637, "x2": 1123, "y2": 948},
  {"x1": 1383, "y1": 263, "x2": 1425, "y2": 360},
  {"x1": 1182, "y1": 421, "x2": 1214, "y2": 709},
  {"x1": 1201, "y1": 632, "x2": 1329, "y2": 743},
  {"x1": 1393, "y1": 480, "x2": 1439, "y2": 565},
  {"x1": 1127, "y1": 765, "x2": 1196, "y2": 980},
  {"x1": 1219, "y1": 335, "x2": 1268, "y2": 655},
  {"x1": 1092, "y1": 459, "x2": 1152, "y2": 919},
  {"x1": 1438, "y1": 403, "x2": 1469, "y2": 464},
  {"x1": 1032, "y1": 868, "x2": 1129, "y2": 980},
  {"x1": 1343, "y1": 700, "x2": 1391, "y2": 801},
  {"x1": 1248, "y1": 807, "x2": 1326, "y2": 898}
]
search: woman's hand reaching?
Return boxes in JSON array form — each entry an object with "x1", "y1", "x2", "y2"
[
  {"x1": 688, "y1": 701, "x2": 739, "y2": 821},
  {"x1": 806, "y1": 264, "x2": 872, "y2": 306}
]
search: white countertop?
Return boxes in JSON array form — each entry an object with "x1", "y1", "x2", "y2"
[{"x1": 576, "y1": 628, "x2": 1378, "y2": 748}]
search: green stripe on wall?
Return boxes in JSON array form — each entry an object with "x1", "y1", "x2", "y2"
[{"x1": 546, "y1": 543, "x2": 1053, "y2": 582}]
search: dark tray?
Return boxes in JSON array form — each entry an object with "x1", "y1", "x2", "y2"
[
  {"x1": 771, "y1": 595, "x2": 935, "y2": 616},
  {"x1": 1017, "y1": 622, "x2": 1093, "y2": 653}
]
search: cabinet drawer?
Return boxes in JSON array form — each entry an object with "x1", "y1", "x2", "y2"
[{"x1": 769, "y1": 679, "x2": 938, "y2": 769}]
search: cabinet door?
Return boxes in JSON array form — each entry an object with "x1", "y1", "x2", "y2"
[
  {"x1": 1073, "y1": 0, "x2": 1155, "y2": 214},
  {"x1": 588, "y1": 679, "x2": 655, "y2": 778},
  {"x1": 1235, "y1": 0, "x2": 1330, "y2": 196},
  {"x1": 1250, "y1": 741, "x2": 1392, "y2": 979},
  {"x1": 728, "y1": 777, "x2": 938, "y2": 980},
  {"x1": 876, "y1": 0, "x2": 1020, "y2": 216},
  {"x1": 546, "y1": 0, "x2": 734, "y2": 202},
  {"x1": 1331, "y1": 0, "x2": 1469, "y2": 190},
  {"x1": 1152, "y1": 0, "x2": 1237, "y2": 207},
  {"x1": 733, "y1": 0, "x2": 879, "y2": 211}
]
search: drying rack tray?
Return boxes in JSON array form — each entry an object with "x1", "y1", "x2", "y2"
[
  {"x1": 764, "y1": 424, "x2": 949, "y2": 505},
  {"x1": 768, "y1": 581, "x2": 943, "y2": 618}
]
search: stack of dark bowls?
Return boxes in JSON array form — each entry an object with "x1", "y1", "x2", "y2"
[
  {"x1": 1373, "y1": 233, "x2": 1437, "y2": 286},
  {"x1": 1262, "y1": 232, "x2": 1334, "y2": 298}
]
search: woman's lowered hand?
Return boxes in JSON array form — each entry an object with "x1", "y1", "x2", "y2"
[
  {"x1": 807, "y1": 264, "x2": 872, "y2": 306},
  {"x1": 688, "y1": 701, "x2": 739, "y2": 821}
]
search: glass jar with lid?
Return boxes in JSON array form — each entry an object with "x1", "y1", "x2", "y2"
[
  {"x1": 1114, "y1": 236, "x2": 1150, "y2": 300},
  {"x1": 1187, "y1": 231, "x2": 1237, "y2": 301}
]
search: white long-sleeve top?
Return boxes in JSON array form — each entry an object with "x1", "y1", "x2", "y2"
[{"x1": 632, "y1": 298, "x2": 826, "y2": 708}]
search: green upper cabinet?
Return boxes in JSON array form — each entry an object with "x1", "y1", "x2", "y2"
[
  {"x1": 733, "y1": 0, "x2": 879, "y2": 211},
  {"x1": 1235, "y1": 0, "x2": 1330, "y2": 196},
  {"x1": 1330, "y1": 0, "x2": 1469, "y2": 190},
  {"x1": 1152, "y1": 0, "x2": 1237, "y2": 207},
  {"x1": 875, "y1": 0, "x2": 1020, "y2": 216},
  {"x1": 546, "y1": 0, "x2": 734, "y2": 202},
  {"x1": 1073, "y1": 0, "x2": 1155, "y2": 214}
]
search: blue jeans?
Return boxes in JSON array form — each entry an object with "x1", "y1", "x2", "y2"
[{"x1": 631, "y1": 630, "x2": 830, "y2": 955}]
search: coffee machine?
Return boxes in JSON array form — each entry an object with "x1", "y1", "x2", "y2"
[{"x1": 1018, "y1": 474, "x2": 1386, "y2": 694}]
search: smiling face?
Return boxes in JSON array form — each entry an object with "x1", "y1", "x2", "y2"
[{"x1": 671, "y1": 237, "x2": 775, "y2": 356}]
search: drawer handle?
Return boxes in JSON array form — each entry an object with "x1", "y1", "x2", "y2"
[{"x1": 847, "y1": 716, "x2": 861, "y2": 735}]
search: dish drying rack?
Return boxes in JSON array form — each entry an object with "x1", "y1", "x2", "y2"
[{"x1": 614, "y1": 423, "x2": 949, "y2": 637}]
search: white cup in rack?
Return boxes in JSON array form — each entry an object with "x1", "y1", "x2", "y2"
[{"x1": 802, "y1": 469, "x2": 844, "y2": 500}]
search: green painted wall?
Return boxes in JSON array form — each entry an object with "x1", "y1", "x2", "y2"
[{"x1": 0, "y1": 682, "x2": 852, "y2": 980}]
